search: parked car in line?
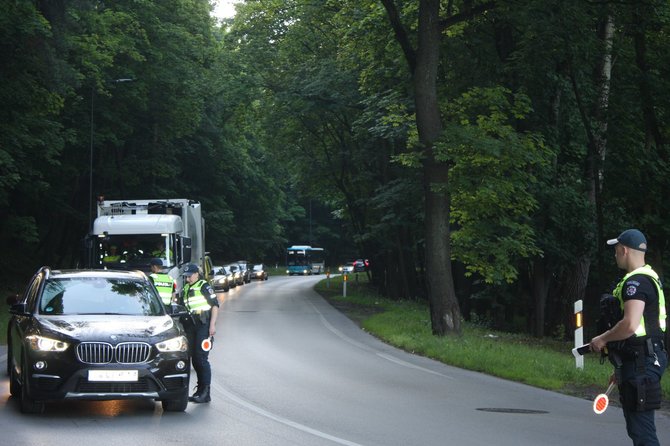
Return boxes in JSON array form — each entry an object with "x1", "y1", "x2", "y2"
[
  {"x1": 250, "y1": 264, "x2": 268, "y2": 281},
  {"x1": 211, "y1": 266, "x2": 231, "y2": 292},
  {"x1": 220, "y1": 265, "x2": 237, "y2": 288},
  {"x1": 338, "y1": 262, "x2": 354, "y2": 273},
  {"x1": 236, "y1": 260, "x2": 252, "y2": 283},
  {"x1": 225, "y1": 263, "x2": 245, "y2": 286},
  {"x1": 353, "y1": 259, "x2": 369, "y2": 272},
  {"x1": 6, "y1": 267, "x2": 190, "y2": 414}
]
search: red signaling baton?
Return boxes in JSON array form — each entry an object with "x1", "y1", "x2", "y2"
[
  {"x1": 593, "y1": 381, "x2": 615, "y2": 415},
  {"x1": 201, "y1": 336, "x2": 213, "y2": 352}
]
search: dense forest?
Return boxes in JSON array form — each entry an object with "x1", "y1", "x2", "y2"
[{"x1": 2, "y1": 0, "x2": 669, "y2": 339}]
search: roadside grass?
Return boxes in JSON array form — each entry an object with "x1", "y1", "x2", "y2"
[
  {"x1": 266, "y1": 266, "x2": 285, "y2": 277},
  {"x1": 315, "y1": 274, "x2": 670, "y2": 402}
]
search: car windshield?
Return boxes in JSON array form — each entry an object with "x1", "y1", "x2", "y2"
[
  {"x1": 39, "y1": 277, "x2": 164, "y2": 316},
  {"x1": 253, "y1": 264, "x2": 263, "y2": 271}
]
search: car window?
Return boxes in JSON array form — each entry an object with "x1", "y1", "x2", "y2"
[{"x1": 39, "y1": 277, "x2": 164, "y2": 316}]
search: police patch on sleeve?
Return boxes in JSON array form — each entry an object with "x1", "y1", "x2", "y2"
[{"x1": 625, "y1": 285, "x2": 638, "y2": 296}]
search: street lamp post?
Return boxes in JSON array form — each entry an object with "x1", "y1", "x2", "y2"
[{"x1": 88, "y1": 78, "x2": 134, "y2": 229}]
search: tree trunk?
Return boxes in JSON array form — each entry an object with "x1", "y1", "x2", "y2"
[
  {"x1": 569, "y1": 13, "x2": 614, "y2": 299},
  {"x1": 593, "y1": 13, "x2": 614, "y2": 289},
  {"x1": 415, "y1": 0, "x2": 461, "y2": 335}
]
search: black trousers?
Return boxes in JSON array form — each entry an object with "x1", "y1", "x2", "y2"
[{"x1": 184, "y1": 317, "x2": 212, "y2": 387}]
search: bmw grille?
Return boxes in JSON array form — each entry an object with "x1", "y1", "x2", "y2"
[{"x1": 76, "y1": 342, "x2": 152, "y2": 364}]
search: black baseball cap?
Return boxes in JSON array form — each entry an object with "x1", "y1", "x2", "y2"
[
  {"x1": 150, "y1": 258, "x2": 163, "y2": 266},
  {"x1": 182, "y1": 263, "x2": 199, "y2": 275},
  {"x1": 606, "y1": 229, "x2": 647, "y2": 252}
]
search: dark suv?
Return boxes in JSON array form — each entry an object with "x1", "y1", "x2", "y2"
[{"x1": 6, "y1": 267, "x2": 191, "y2": 413}]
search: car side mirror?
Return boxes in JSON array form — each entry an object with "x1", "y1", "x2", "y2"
[
  {"x1": 9, "y1": 302, "x2": 29, "y2": 316},
  {"x1": 167, "y1": 304, "x2": 189, "y2": 318}
]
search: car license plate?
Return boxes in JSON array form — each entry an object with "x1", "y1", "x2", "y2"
[{"x1": 88, "y1": 370, "x2": 138, "y2": 382}]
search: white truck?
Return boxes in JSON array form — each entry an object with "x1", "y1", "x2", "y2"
[{"x1": 85, "y1": 198, "x2": 212, "y2": 290}]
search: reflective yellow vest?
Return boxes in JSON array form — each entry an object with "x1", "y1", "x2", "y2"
[
  {"x1": 613, "y1": 265, "x2": 667, "y2": 337},
  {"x1": 150, "y1": 272, "x2": 175, "y2": 305},
  {"x1": 183, "y1": 279, "x2": 212, "y2": 312}
]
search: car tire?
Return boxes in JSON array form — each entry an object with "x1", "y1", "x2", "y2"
[
  {"x1": 20, "y1": 355, "x2": 45, "y2": 414},
  {"x1": 161, "y1": 388, "x2": 189, "y2": 412}
]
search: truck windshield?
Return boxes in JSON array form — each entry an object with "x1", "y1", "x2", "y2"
[{"x1": 97, "y1": 235, "x2": 174, "y2": 270}]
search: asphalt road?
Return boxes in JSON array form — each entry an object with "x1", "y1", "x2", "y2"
[{"x1": 1, "y1": 275, "x2": 669, "y2": 445}]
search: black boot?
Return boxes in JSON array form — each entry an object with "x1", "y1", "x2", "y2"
[
  {"x1": 189, "y1": 385, "x2": 211, "y2": 403},
  {"x1": 188, "y1": 385, "x2": 203, "y2": 402}
]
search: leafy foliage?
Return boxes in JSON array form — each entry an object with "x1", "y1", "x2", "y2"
[{"x1": 3, "y1": 0, "x2": 670, "y2": 339}]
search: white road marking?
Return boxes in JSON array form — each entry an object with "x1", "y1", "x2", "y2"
[{"x1": 212, "y1": 382, "x2": 366, "y2": 446}]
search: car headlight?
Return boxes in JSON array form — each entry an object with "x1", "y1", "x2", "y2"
[
  {"x1": 156, "y1": 335, "x2": 188, "y2": 352},
  {"x1": 26, "y1": 335, "x2": 69, "y2": 352}
]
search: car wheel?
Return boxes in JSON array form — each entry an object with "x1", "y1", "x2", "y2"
[
  {"x1": 20, "y1": 355, "x2": 45, "y2": 414},
  {"x1": 161, "y1": 388, "x2": 189, "y2": 412}
]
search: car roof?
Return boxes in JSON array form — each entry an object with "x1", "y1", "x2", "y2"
[{"x1": 46, "y1": 269, "x2": 148, "y2": 280}]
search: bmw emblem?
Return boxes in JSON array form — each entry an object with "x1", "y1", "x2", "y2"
[{"x1": 110, "y1": 335, "x2": 118, "y2": 341}]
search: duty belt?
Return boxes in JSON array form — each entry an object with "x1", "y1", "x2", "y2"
[{"x1": 191, "y1": 309, "x2": 209, "y2": 315}]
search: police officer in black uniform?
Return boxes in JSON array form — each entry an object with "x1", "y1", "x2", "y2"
[
  {"x1": 181, "y1": 263, "x2": 219, "y2": 403},
  {"x1": 590, "y1": 229, "x2": 667, "y2": 446}
]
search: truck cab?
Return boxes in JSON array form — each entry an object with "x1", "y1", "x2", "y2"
[{"x1": 84, "y1": 199, "x2": 210, "y2": 290}]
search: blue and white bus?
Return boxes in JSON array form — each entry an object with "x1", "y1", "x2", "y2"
[{"x1": 286, "y1": 245, "x2": 325, "y2": 275}]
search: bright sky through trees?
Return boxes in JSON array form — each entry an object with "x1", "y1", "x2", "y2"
[{"x1": 211, "y1": 0, "x2": 239, "y2": 20}]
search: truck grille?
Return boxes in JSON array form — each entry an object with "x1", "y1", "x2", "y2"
[{"x1": 76, "y1": 342, "x2": 152, "y2": 364}]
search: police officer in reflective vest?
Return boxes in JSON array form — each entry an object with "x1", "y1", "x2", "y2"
[
  {"x1": 102, "y1": 245, "x2": 121, "y2": 264},
  {"x1": 590, "y1": 229, "x2": 667, "y2": 446},
  {"x1": 149, "y1": 258, "x2": 176, "y2": 305},
  {"x1": 181, "y1": 263, "x2": 219, "y2": 403}
]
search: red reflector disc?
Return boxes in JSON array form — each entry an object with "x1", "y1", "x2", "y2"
[
  {"x1": 593, "y1": 394, "x2": 609, "y2": 414},
  {"x1": 201, "y1": 338, "x2": 212, "y2": 351}
]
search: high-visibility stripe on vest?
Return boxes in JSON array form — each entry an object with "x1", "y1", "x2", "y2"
[
  {"x1": 613, "y1": 264, "x2": 667, "y2": 337},
  {"x1": 183, "y1": 279, "x2": 212, "y2": 312},
  {"x1": 150, "y1": 272, "x2": 175, "y2": 305}
]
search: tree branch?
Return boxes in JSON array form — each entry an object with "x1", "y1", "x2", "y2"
[
  {"x1": 439, "y1": 1, "x2": 496, "y2": 30},
  {"x1": 379, "y1": 0, "x2": 417, "y2": 73}
]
